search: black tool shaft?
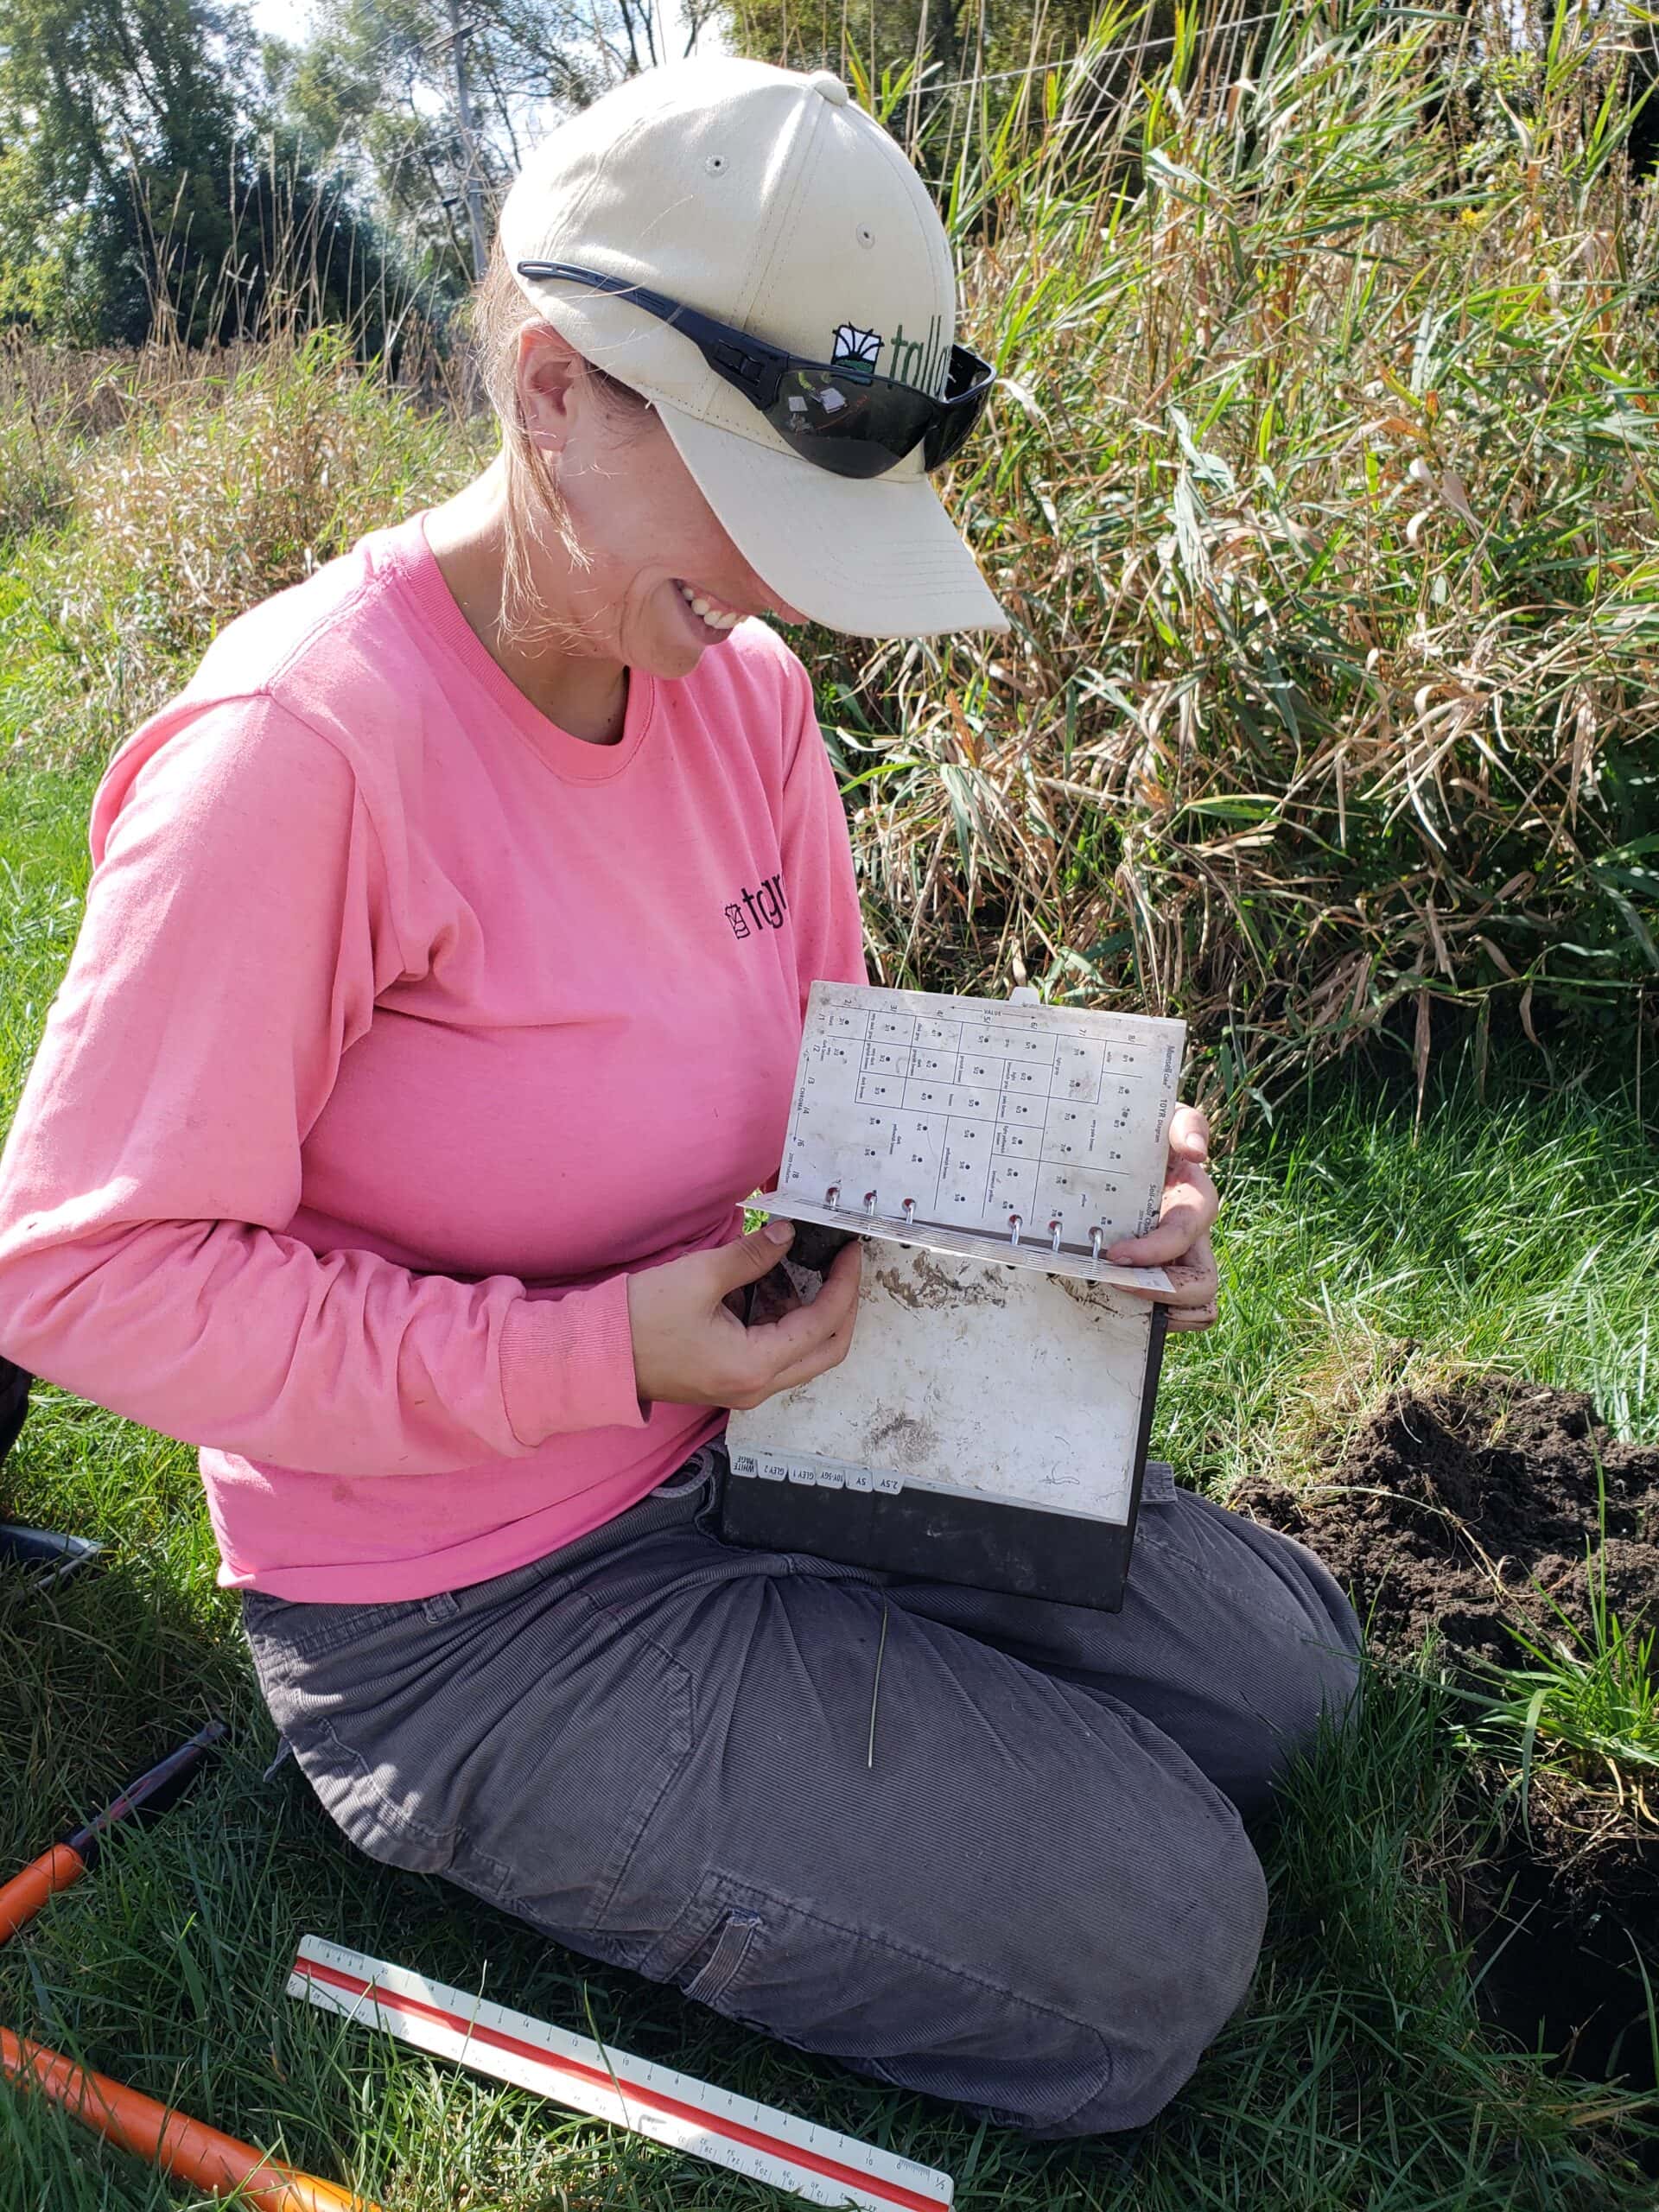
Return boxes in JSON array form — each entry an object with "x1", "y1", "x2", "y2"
[{"x1": 65, "y1": 1720, "x2": 226, "y2": 1867}]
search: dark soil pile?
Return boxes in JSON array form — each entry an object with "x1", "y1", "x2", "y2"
[
  {"x1": 1234, "y1": 1375, "x2": 1659, "y2": 2088},
  {"x1": 1231, "y1": 1376, "x2": 1659, "y2": 1670}
]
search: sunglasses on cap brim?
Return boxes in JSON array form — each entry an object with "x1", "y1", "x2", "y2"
[{"x1": 515, "y1": 260, "x2": 995, "y2": 481}]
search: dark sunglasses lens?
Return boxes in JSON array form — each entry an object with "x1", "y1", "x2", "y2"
[
  {"x1": 922, "y1": 397, "x2": 984, "y2": 471},
  {"x1": 764, "y1": 367, "x2": 938, "y2": 480},
  {"x1": 922, "y1": 348, "x2": 993, "y2": 470}
]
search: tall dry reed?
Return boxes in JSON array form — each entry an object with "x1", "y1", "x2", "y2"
[{"x1": 829, "y1": 0, "x2": 1659, "y2": 1106}]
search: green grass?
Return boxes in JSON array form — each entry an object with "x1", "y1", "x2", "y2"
[
  {"x1": 1465, "y1": 1520, "x2": 1659, "y2": 1808},
  {"x1": 3, "y1": 749, "x2": 1657, "y2": 2206},
  {"x1": 1480, "y1": 1604, "x2": 1659, "y2": 1806},
  {"x1": 1155, "y1": 1064, "x2": 1659, "y2": 1487}
]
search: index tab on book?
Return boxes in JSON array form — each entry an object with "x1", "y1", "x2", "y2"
[{"x1": 776, "y1": 982, "x2": 1185, "y2": 1275}]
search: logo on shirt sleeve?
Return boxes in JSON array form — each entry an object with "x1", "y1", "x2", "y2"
[{"x1": 725, "y1": 874, "x2": 788, "y2": 940}]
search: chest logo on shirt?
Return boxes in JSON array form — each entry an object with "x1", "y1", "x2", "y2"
[{"x1": 725, "y1": 874, "x2": 788, "y2": 940}]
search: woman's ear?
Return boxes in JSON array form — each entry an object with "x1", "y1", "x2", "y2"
[{"x1": 515, "y1": 321, "x2": 585, "y2": 454}]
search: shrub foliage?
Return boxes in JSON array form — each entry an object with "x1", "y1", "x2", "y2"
[{"x1": 825, "y1": 0, "x2": 1659, "y2": 1103}]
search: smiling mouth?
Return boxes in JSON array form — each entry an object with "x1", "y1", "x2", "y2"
[{"x1": 674, "y1": 580, "x2": 746, "y2": 633}]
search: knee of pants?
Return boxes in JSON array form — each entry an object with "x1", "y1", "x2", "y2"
[
  {"x1": 1250, "y1": 1614, "x2": 1365, "y2": 1801},
  {"x1": 1198, "y1": 1597, "x2": 1365, "y2": 1821},
  {"x1": 1130, "y1": 1495, "x2": 1365, "y2": 1819},
  {"x1": 996, "y1": 1812, "x2": 1270, "y2": 2138},
  {"x1": 756, "y1": 1803, "x2": 1270, "y2": 2142},
  {"x1": 1211, "y1": 1675, "x2": 1361, "y2": 1824}
]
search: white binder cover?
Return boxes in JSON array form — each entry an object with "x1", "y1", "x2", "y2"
[{"x1": 727, "y1": 1247, "x2": 1156, "y2": 1525}]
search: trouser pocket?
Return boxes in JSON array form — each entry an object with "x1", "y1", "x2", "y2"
[
  {"x1": 640, "y1": 1867, "x2": 1116, "y2": 2133},
  {"x1": 680, "y1": 1904, "x2": 766, "y2": 2005},
  {"x1": 282, "y1": 1713, "x2": 460, "y2": 1875},
  {"x1": 245, "y1": 1569, "x2": 696, "y2": 1936}
]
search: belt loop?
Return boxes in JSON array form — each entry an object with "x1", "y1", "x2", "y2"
[{"x1": 655, "y1": 1442, "x2": 719, "y2": 1497}]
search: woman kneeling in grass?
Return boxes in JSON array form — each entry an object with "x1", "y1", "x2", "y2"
[{"x1": 0, "y1": 56, "x2": 1360, "y2": 2138}]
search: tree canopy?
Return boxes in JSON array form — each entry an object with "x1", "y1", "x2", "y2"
[{"x1": 0, "y1": 0, "x2": 667, "y2": 345}]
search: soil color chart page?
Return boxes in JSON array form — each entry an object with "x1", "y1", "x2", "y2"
[{"x1": 779, "y1": 983, "x2": 1186, "y2": 1256}]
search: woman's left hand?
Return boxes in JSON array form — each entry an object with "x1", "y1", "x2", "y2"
[{"x1": 1101, "y1": 1103, "x2": 1220, "y2": 1334}]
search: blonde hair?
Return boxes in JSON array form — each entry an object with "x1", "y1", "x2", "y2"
[{"x1": 463, "y1": 237, "x2": 653, "y2": 654}]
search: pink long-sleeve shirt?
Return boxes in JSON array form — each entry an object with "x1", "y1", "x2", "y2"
[{"x1": 0, "y1": 508, "x2": 867, "y2": 1599}]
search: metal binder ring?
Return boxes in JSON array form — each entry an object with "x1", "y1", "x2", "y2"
[
  {"x1": 1089, "y1": 1225, "x2": 1103, "y2": 1263},
  {"x1": 863, "y1": 1191, "x2": 879, "y2": 1217},
  {"x1": 902, "y1": 1198, "x2": 917, "y2": 1224},
  {"x1": 1048, "y1": 1217, "x2": 1063, "y2": 1254},
  {"x1": 1008, "y1": 1212, "x2": 1022, "y2": 1248},
  {"x1": 825, "y1": 1184, "x2": 840, "y2": 1209}
]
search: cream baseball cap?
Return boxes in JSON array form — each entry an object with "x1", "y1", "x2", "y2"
[{"x1": 498, "y1": 57, "x2": 1009, "y2": 639}]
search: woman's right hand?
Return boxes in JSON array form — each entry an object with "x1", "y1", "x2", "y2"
[{"x1": 627, "y1": 1222, "x2": 861, "y2": 1411}]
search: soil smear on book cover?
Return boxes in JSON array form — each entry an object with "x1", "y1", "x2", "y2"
[{"x1": 1233, "y1": 1376, "x2": 1659, "y2": 2089}]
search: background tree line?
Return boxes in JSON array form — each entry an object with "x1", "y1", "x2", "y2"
[
  {"x1": 0, "y1": 0, "x2": 715, "y2": 350},
  {"x1": 1, "y1": 0, "x2": 1655, "y2": 352}
]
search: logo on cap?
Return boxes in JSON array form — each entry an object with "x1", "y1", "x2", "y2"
[
  {"x1": 830, "y1": 323, "x2": 883, "y2": 385},
  {"x1": 887, "y1": 314, "x2": 950, "y2": 397},
  {"x1": 830, "y1": 315, "x2": 950, "y2": 397}
]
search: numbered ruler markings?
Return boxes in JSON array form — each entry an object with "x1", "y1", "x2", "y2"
[{"x1": 289, "y1": 1936, "x2": 952, "y2": 2212}]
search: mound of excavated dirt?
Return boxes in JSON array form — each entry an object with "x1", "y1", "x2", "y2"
[
  {"x1": 1235, "y1": 1375, "x2": 1659, "y2": 2089},
  {"x1": 1231, "y1": 1376, "x2": 1659, "y2": 1670}
]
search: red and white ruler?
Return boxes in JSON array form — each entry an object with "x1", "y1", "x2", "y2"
[{"x1": 289, "y1": 1936, "x2": 953, "y2": 2212}]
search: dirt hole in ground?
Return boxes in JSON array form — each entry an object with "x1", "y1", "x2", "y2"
[{"x1": 1234, "y1": 1375, "x2": 1659, "y2": 2088}]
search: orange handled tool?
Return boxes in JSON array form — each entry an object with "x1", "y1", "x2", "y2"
[
  {"x1": 0, "y1": 1842, "x2": 83, "y2": 1946},
  {"x1": 0, "y1": 1721, "x2": 226, "y2": 1944},
  {"x1": 0, "y1": 1718, "x2": 377, "y2": 2208},
  {"x1": 2, "y1": 2029, "x2": 376, "y2": 2210}
]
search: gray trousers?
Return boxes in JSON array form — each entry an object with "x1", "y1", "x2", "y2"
[{"x1": 241, "y1": 1444, "x2": 1361, "y2": 2138}]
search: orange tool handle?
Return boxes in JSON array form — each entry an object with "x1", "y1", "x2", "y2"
[
  {"x1": 1, "y1": 2028, "x2": 378, "y2": 2212},
  {"x1": 0, "y1": 1844, "x2": 84, "y2": 1943}
]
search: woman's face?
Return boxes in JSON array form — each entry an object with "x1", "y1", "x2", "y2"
[{"x1": 519, "y1": 323, "x2": 809, "y2": 676}]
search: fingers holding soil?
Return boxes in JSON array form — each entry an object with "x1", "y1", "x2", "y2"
[{"x1": 741, "y1": 1227, "x2": 861, "y2": 1381}]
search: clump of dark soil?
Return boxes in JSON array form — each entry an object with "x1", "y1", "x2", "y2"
[
  {"x1": 1232, "y1": 1376, "x2": 1659, "y2": 1669},
  {"x1": 1235, "y1": 1375, "x2": 1659, "y2": 2088}
]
